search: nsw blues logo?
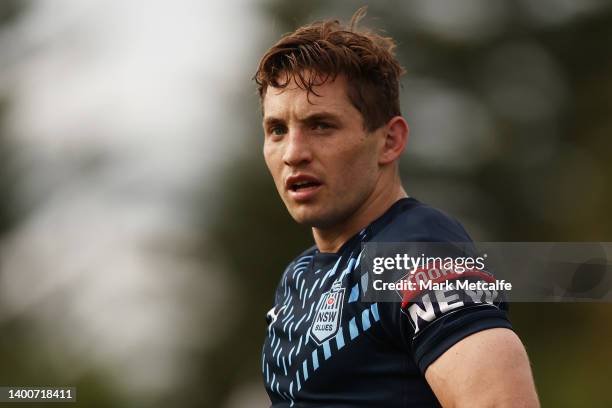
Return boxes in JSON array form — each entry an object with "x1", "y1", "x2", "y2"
[{"x1": 310, "y1": 280, "x2": 345, "y2": 345}]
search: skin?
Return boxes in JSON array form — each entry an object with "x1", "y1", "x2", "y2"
[
  {"x1": 261, "y1": 74, "x2": 540, "y2": 407},
  {"x1": 262, "y1": 75, "x2": 408, "y2": 253},
  {"x1": 425, "y1": 328, "x2": 540, "y2": 408}
]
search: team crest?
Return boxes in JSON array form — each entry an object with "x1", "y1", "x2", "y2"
[{"x1": 310, "y1": 280, "x2": 345, "y2": 345}]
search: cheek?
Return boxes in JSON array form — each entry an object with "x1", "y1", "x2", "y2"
[
  {"x1": 263, "y1": 143, "x2": 286, "y2": 189},
  {"x1": 341, "y1": 143, "x2": 379, "y2": 191},
  {"x1": 263, "y1": 143, "x2": 278, "y2": 172},
  {"x1": 335, "y1": 140, "x2": 377, "y2": 173},
  {"x1": 321, "y1": 146, "x2": 370, "y2": 195}
]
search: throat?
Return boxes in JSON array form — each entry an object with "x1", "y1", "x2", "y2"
[{"x1": 312, "y1": 186, "x2": 408, "y2": 253}]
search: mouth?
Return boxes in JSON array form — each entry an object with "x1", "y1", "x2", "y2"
[
  {"x1": 286, "y1": 175, "x2": 322, "y2": 201},
  {"x1": 289, "y1": 180, "x2": 321, "y2": 192}
]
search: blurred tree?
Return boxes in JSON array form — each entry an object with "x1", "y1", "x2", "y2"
[
  {"x1": 0, "y1": 2, "x2": 133, "y2": 407},
  {"x1": 0, "y1": 0, "x2": 22, "y2": 25},
  {"x1": 0, "y1": 97, "x2": 19, "y2": 236},
  {"x1": 0, "y1": 0, "x2": 24, "y2": 236}
]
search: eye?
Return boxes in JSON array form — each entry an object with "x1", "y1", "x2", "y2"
[
  {"x1": 313, "y1": 122, "x2": 332, "y2": 131},
  {"x1": 269, "y1": 125, "x2": 287, "y2": 136}
]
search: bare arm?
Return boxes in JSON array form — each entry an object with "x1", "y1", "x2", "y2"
[{"x1": 425, "y1": 328, "x2": 540, "y2": 408}]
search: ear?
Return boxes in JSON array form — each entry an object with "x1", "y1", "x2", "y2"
[{"x1": 379, "y1": 116, "x2": 409, "y2": 165}]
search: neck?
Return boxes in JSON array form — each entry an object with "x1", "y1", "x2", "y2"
[{"x1": 312, "y1": 177, "x2": 407, "y2": 253}]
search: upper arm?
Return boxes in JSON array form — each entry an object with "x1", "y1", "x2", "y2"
[{"x1": 425, "y1": 328, "x2": 540, "y2": 408}]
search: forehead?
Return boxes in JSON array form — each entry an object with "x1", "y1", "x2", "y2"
[{"x1": 262, "y1": 75, "x2": 359, "y2": 120}]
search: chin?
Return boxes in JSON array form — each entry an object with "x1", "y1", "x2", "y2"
[
  {"x1": 287, "y1": 206, "x2": 321, "y2": 226},
  {"x1": 289, "y1": 212, "x2": 321, "y2": 227},
  {"x1": 288, "y1": 206, "x2": 344, "y2": 229}
]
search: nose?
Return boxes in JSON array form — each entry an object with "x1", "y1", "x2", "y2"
[{"x1": 282, "y1": 129, "x2": 312, "y2": 167}]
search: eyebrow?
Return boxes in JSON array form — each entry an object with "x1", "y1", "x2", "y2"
[{"x1": 263, "y1": 112, "x2": 342, "y2": 127}]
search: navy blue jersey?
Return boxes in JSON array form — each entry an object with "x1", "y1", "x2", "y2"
[{"x1": 262, "y1": 197, "x2": 512, "y2": 407}]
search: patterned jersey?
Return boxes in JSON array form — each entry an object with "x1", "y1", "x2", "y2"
[{"x1": 262, "y1": 197, "x2": 512, "y2": 407}]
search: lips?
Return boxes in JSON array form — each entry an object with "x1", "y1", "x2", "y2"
[{"x1": 285, "y1": 174, "x2": 322, "y2": 201}]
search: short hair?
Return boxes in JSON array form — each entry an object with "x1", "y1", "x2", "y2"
[{"x1": 254, "y1": 7, "x2": 405, "y2": 132}]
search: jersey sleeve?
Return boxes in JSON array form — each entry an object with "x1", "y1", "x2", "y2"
[
  {"x1": 374, "y1": 203, "x2": 514, "y2": 374},
  {"x1": 375, "y1": 269, "x2": 514, "y2": 375},
  {"x1": 407, "y1": 297, "x2": 512, "y2": 374}
]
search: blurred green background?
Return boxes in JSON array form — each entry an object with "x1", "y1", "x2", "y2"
[{"x1": 0, "y1": 0, "x2": 610, "y2": 407}]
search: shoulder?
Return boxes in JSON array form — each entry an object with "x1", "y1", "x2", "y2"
[
  {"x1": 289, "y1": 244, "x2": 318, "y2": 265},
  {"x1": 271, "y1": 245, "x2": 318, "y2": 303},
  {"x1": 374, "y1": 197, "x2": 472, "y2": 243},
  {"x1": 280, "y1": 245, "x2": 317, "y2": 277}
]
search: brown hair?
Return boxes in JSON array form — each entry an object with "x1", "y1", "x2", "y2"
[{"x1": 254, "y1": 7, "x2": 405, "y2": 132}]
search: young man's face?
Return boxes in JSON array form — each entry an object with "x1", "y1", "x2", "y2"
[{"x1": 262, "y1": 75, "x2": 382, "y2": 229}]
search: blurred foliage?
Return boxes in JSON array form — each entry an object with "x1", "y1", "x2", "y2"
[
  {"x1": 0, "y1": 3, "x2": 131, "y2": 408},
  {"x1": 0, "y1": 97, "x2": 19, "y2": 236},
  {"x1": 0, "y1": 321, "x2": 130, "y2": 408},
  {"x1": 205, "y1": 1, "x2": 612, "y2": 407},
  {"x1": 0, "y1": 0, "x2": 24, "y2": 25}
]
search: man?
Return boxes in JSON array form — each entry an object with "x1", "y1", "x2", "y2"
[{"x1": 255, "y1": 8, "x2": 539, "y2": 408}]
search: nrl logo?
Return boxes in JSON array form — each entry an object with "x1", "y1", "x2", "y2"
[{"x1": 310, "y1": 280, "x2": 345, "y2": 345}]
